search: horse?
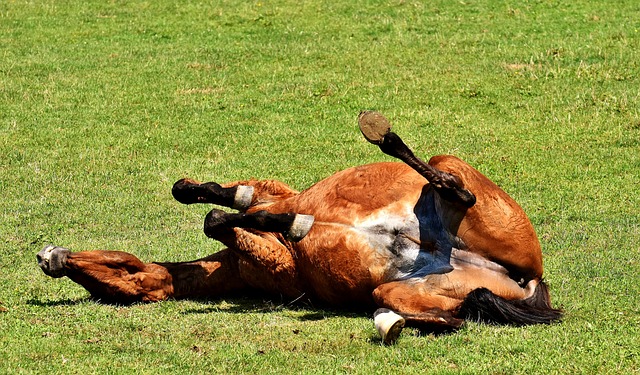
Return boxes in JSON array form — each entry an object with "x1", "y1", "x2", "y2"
[{"x1": 37, "y1": 111, "x2": 562, "y2": 344}]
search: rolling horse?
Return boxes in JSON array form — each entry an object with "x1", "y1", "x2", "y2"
[{"x1": 37, "y1": 112, "x2": 562, "y2": 344}]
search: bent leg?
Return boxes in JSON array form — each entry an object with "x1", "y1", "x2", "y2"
[
  {"x1": 37, "y1": 245, "x2": 248, "y2": 303},
  {"x1": 371, "y1": 266, "x2": 538, "y2": 343},
  {"x1": 371, "y1": 278, "x2": 464, "y2": 345},
  {"x1": 373, "y1": 265, "x2": 544, "y2": 342},
  {"x1": 374, "y1": 267, "x2": 533, "y2": 317},
  {"x1": 202, "y1": 217, "x2": 306, "y2": 299},
  {"x1": 172, "y1": 179, "x2": 254, "y2": 209},
  {"x1": 372, "y1": 279, "x2": 465, "y2": 330},
  {"x1": 358, "y1": 111, "x2": 476, "y2": 208}
]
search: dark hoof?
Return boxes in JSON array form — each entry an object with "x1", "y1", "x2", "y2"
[
  {"x1": 172, "y1": 178, "x2": 200, "y2": 204},
  {"x1": 358, "y1": 111, "x2": 392, "y2": 145},
  {"x1": 203, "y1": 209, "x2": 227, "y2": 237},
  {"x1": 37, "y1": 245, "x2": 71, "y2": 278}
]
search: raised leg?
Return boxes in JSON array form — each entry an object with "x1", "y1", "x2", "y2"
[
  {"x1": 172, "y1": 179, "x2": 255, "y2": 209},
  {"x1": 37, "y1": 245, "x2": 248, "y2": 303},
  {"x1": 358, "y1": 111, "x2": 476, "y2": 208},
  {"x1": 204, "y1": 209, "x2": 314, "y2": 242},
  {"x1": 172, "y1": 178, "x2": 299, "y2": 211}
]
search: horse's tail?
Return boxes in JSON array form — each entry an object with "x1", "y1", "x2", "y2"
[{"x1": 459, "y1": 280, "x2": 562, "y2": 326}]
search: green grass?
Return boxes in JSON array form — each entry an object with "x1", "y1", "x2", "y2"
[{"x1": 1, "y1": 0, "x2": 639, "y2": 373}]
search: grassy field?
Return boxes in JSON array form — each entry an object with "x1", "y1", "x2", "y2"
[{"x1": 1, "y1": 0, "x2": 639, "y2": 373}]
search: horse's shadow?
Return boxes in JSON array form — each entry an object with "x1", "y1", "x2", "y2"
[
  {"x1": 27, "y1": 298, "x2": 87, "y2": 307},
  {"x1": 178, "y1": 294, "x2": 363, "y2": 321},
  {"x1": 27, "y1": 295, "x2": 454, "y2": 343},
  {"x1": 26, "y1": 294, "x2": 361, "y2": 321}
]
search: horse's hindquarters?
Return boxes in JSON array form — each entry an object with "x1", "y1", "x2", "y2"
[{"x1": 429, "y1": 155, "x2": 544, "y2": 282}]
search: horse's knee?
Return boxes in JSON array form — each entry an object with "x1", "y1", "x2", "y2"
[
  {"x1": 135, "y1": 268, "x2": 174, "y2": 302},
  {"x1": 372, "y1": 283, "x2": 392, "y2": 305},
  {"x1": 37, "y1": 245, "x2": 70, "y2": 278}
]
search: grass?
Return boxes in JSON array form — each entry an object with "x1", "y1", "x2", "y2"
[{"x1": 1, "y1": 0, "x2": 639, "y2": 373}]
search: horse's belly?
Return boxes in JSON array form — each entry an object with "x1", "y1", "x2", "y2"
[
  {"x1": 273, "y1": 162, "x2": 457, "y2": 305},
  {"x1": 295, "y1": 202, "x2": 450, "y2": 306}
]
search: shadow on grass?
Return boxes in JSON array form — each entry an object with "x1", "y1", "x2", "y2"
[
  {"x1": 176, "y1": 296, "x2": 458, "y2": 338},
  {"x1": 27, "y1": 293, "x2": 364, "y2": 321},
  {"x1": 27, "y1": 295, "x2": 459, "y2": 344},
  {"x1": 178, "y1": 294, "x2": 365, "y2": 322},
  {"x1": 27, "y1": 297, "x2": 90, "y2": 307}
]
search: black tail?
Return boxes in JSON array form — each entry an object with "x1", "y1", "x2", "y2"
[{"x1": 459, "y1": 281, "x2": 562, "y2": 326}]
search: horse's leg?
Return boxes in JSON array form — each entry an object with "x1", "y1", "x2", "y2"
[
  {"x1": 171, "y1": 179, "x2": 254, "y2": 209},
  {"x1": 371, "y1": 265, "x2": 554, "y2": 344},
  {"x1": 358, "y1": 111, "x2": 476, "y2": 208},
  {"x1": 204, "y1": 208, "x2": 314, "y2": 242},
  {"x1": 172, "y1": 178, "x2": 299, "y2": 211},
  {"x1": 372, "y1": 279, "x2": 465, "y2": 344},
  {"x1": 202, "y1": 210, "x2": 307, "y2": 298},
  {"x1": 36, "y1": 245, "x2": 247, "y2": 303},
  {"x1": 155, "y1": 251, "x2": 248, "y2": 300}
]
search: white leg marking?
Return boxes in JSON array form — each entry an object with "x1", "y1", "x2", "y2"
[
  {"x1": 232, "y1": 185, "x2": 254, "y2": 210},
  {"x1": 523, "y1": 278, "x2": 539, "y2": 299},
  {"x1": 287, "y1": 214, "x2": 315, "y2": 242},
  {"x1": 374, "y1": 309, "x2": 405, "y2": 345}
]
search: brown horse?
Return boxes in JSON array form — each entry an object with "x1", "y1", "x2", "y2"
[{"x1": 36, "y1": 112, "x2": 561, "y2": 344}]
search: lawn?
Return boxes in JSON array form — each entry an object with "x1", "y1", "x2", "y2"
[{"x1": 1, "y1": 0, "x2": 639, "y2": 373}]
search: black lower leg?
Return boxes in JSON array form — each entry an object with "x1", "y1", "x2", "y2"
[
  {"x1": 204, "y1": 209, "x2": 313, "y2": 241},
  {"x1": 379, "y1": 133, "x2": 476, "y2": 208},
  {"x1": 172, "y1": 179, "x2": 239, "y2": 207}
]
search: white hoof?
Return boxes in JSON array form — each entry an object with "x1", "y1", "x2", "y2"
[
  {"x1": 232, "y1": 185, "x2": 254, "y2": 210},
  {"x1": 287, "y1": 214, "x2": 314, "y2": 242},
  {"x1": 374, "y1": 308, "x2": 405, "y2": 345}
]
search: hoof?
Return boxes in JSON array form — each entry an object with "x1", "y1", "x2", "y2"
[
  {"x1": 172, "y1": 178, "x2": 200, "y2": 204},
  {"x1": 203, "y1": 209, "x2": 227, "y2": 238},
  {"x1": 374, "y1": 308, "x2": 405, "y2": 345},
  {"x1": 232, "y1": 185, "x2": 254, "y2": 210},
  {"x1": 37, "y1": 245, "x2": 71, "y2": 278},
  {"x1": 358, "y1": 111, "x2": 392, "y2": 145},
  {"x1": 286, "y1": 214, "x2": 315, "y2": 242}
]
